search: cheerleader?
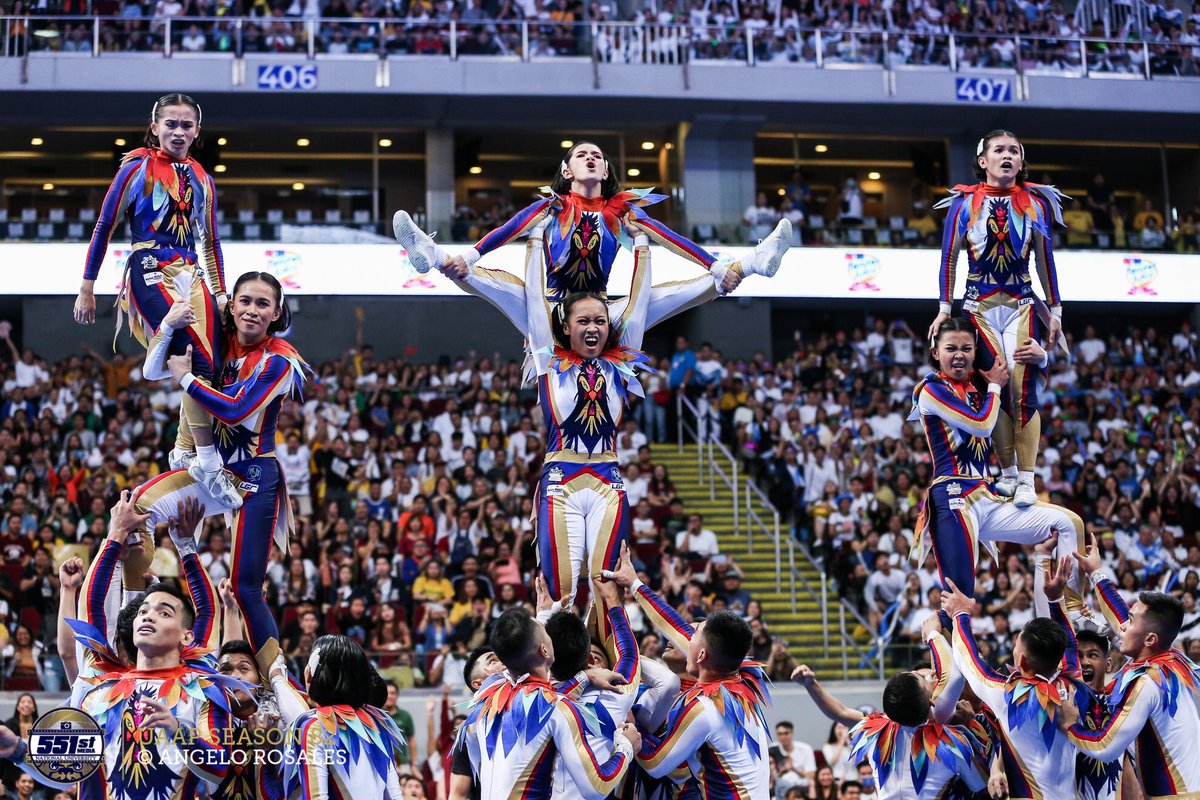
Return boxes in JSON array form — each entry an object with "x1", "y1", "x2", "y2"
[
  {"x1": 139, "y1": 271, "x2": 313, "y2": 674},
  {"x1": 394, "y1": 140, "x2": 791, "y2": 330},
  {"x1": 73, "y1": 92, "x2": 239, "y2": 510},
  {"x1": 928, "y1": 129, "x2": 1067, "y2": 507}
]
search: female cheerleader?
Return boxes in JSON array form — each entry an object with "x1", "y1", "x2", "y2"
[
  {"x1": 928, "y1": 129, "x2": 1067, "y2": 507},
  {"x1": 138, "y1": 271, "x2": 312, "y2": 674},
  {"x1": 73, "y1": 92, "x2": 239, "y2": 510},
  {"x1": 912, "y1": 317, "x2": 1083, "y2": 615},
  {"x1": 284, "y1": 635, "x2": 405, "y2": 800},
  {"x1": 394, "y1": 140, "x2": 791, "y2": 329}
]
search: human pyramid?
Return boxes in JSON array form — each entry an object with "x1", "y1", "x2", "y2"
[{"x1": 3, "y1": 91, "x2": 1194, "y2": 800}]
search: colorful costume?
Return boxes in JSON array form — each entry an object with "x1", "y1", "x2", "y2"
[
  {"x1": 949, "y1": 604, "x2": 1088, "y2": 800},
  {"x1": 86, "y1": 146, "x2": 226, "y2": 452},
  {"x1": 138, "y1": 327, "x2": 312, "y2": 672},
  {"x1": 459, "y1": 671, "x2": 635, "y2": 800},
  {"x1": 1066, "y1": 571, "x2": 1200, "y2": 799},
  {"x1": 629, "y1": 579, "x2": 772, "y2": 798},
  {"x1": 910, "y1": 370, "x2": 1083, "y2": 603},
  {"x1": 284, "y1": 705, "x2": 405, "y2": 800},
  {"x1": 847, "y1": 714, "x2": 988, "y2": 800},
  {"x1": 935, "y1": 183, "x2": 1066, "y2": 479}
]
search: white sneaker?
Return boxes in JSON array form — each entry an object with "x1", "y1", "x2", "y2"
[
  {"x1": 744, "y1": 218, "x2": 791, "y2": 278},
  {"x1": 993, "y1": 475, "x2": 1017, "y2": 498},
  {"x1": 168, "y1": 448, "x2": 197, "y2": 472},
  {"x1": 188, "y1": 462, "x2": 243, "y2": 511},
  {"x1": 1013, "y1": 478, "x2": 1037, "y2": 507},
  {"x1": 393, "y1": 210, "x2": 445, "y2": 274}
]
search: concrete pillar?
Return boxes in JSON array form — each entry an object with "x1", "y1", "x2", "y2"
[
  {"x1": 425, "y1": 128, "x2": 455, "y2": 236},
  {"x1": 680, "y1": 116, "x2": 761, "y2": 242}
]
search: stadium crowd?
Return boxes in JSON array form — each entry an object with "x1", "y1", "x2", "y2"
[
  {"x1": 0, "y1": 306, "x2": 1197, "y2": 796},
  {"x1": 10, "y1": 0, "x2": 1200, "y2": 76}
]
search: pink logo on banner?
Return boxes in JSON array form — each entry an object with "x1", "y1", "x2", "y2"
[
  {"x1": 1124, "y1": 257, "x2": 1158, "y2": 296},
  {"x1": 397, "y1": 247, "x2": 441, "y2": 290},
  {"x1": 264, "y1": 250, "x2": 303, "y2": 289},
  {"x1": 111, "y1": 249, "x2": 132, "y2": 291},
  {"x1": 845, "y1": 253, "x2": 882, "y2": 292}
]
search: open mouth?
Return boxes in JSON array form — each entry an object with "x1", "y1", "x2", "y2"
[
  {"x1": 137, "y1": 624, "x2": 156, "y2": 636},
  {"x1": 950, "y1": 358, "x2": 968, "y2": 370},
  {"x1": 1000, "y1": 160, "x2": 1013, "y2": 170},
  {"x1": 583, "y1": 331, "x2": 600, "y2": 347}
]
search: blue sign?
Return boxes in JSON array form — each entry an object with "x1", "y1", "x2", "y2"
[
  {"x1": 257, "y1": 64, "x2": 318, "y2": 91},
  {"x1": 955, "y1": 76, "x2": 1012, "y2": 103}
]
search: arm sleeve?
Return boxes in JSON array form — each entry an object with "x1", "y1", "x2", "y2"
[
  {"x1": 636, "y1": 697, "x2": 714, "y2": 778},
  {"x1": 1067, "y1": 679, "x2": 1155, "y2": 762},
  {"x1": 950, "y1": 612, "x2": 1007, "y2": 712},
  {"x1": 937, "y1": 196, "x2": 965, "y2": 307},
  {"x1": 1030, "y1": 196, "x2": 1061, "y2": 307},
  {"x1": 635, "y1": 657, "x2": 681, "y2": 733},
  {"x1": 83, "y1": 160, "x2": 139, "y2": 281},
  {"x1": 929, "y1": 632, "x2": 965, "y2": 724},
  {"x1": 1047, "y1": 599, "x2": 1080, "y2": 675},
  {"x1": 522, "y1": 227, "x2": 556, "y2": 359},
  {"x1": 182, "y1": 356, "x2": 293, "y2": 425},
  {"x1": 78, "y1": 539, "x2": 122, "y2": 640},
  {"x1": 1092, "y1": 573, "x2": 1131, "y2": 631},
  {"x1": 172, "y1": 701, "x2": 232, "y2": 784},
  {"x1": 917, "y1": 381, "x2": 1002, "y2": 436},
  {"x1": 1033, "y1": 555, "x2": 1051, "y2": 619},
  {"x1": 550, "y1": 701, "x2": 634, "y2": 800},
  {"x1": 617, "y1": 240, "x2": 652, "y2": 351},
  {"x1": 631, "y1": 581, "x2": 694, "y2": 653},
  {"x1": 201, "y1": 173, "x2": 227, "y2": 295},
  {"x1": 603, "y1": 605, "x2": 641, "y2": 688},
  {"x1": 474, "y1": 199, "x2": 553, "y2": 257},
  {"x1": 179, "y1": 552, "x2": 219, "y2": 652},
  {"x1": 271, "y1": 672, "x2": 311, "y2": 726},
  {"x1": 293, "y1": 717, "x2": 330, "y2": 800},
  {"x1": 142, "y1": 323, "x2": 178, "y2": 381}
]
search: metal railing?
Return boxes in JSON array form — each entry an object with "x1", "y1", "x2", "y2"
[
  {"x1": 676, "y1": 392, "x2": 739, "y2": 540},
  {"x1": 1, "y1": 15, "x2": 1195, "y2": 81}
]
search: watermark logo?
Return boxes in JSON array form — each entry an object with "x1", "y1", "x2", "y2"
[
  {"x1": 1124, "y1": 257, "x2": 1158, "y2": 296},
  {"x1": 264, "y1": 250, "x2": 303, "y2": 289},
  {"x1": 26, "y1": 708, "x2": 104, "y2": 783},
  {"x1": 845, "y1": 253, "x2": 882, "y2": 292}
]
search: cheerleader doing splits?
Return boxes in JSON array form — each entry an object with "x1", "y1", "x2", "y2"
[
  {"x1": 394, "y1": 140, "x2": 792, "y2": 327},
  {"x1": 928, "y1": 129, "x2": 1067, "y2": 508},
  {"x1": 73, "y1": 92, "x2": 240, "y2": 510},
  {"x1": 913, "y1": 318, "x2": 1084, "y2": 615},
  {"x1": 137, "y1": 271, "x2": 313, "y2": 674}
]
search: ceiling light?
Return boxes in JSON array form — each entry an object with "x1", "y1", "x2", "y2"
[
  {"x1": 217, "y1": 137, "x2": 228, "y2": 146},
  {"x1": 627, "y1": 168, "x2": 641, "y2": 177},
  {"x1": 664, "y1": 143, "x2": 673, "y2": 150},
  {"x1": 469, "y1": 166, "x2": 482, "y2": 175},
  {"x1": 214, "y1": 164, "x2": 227, "y2": 173},
  {"x1": 296, "y1": 138, "x2": 310, "y2": 147},
  {"x1": 777, "y1": 188, "x2": 786, "y2": 196},
  {"x1": 292, "y1": 182, "x2": 305, "y2": 191},
  {"x1": 868, "y1": 171, "x2": 881, "y2": 180},
  {"x1": 378, "y1": 138, "x2": 392, "y2": 148},
  {"x1": 560, "y1": 139, "x2": 573, "y2": 149},
  {"x1": 814, "y1": 144, "x2": 828, "y2": 153},
  {"x1": 114, "y1": 138, "x2": 126, "y2": 147},
  {"x1": 641, "y1": 141, "x2": 655, "y2": 150},
  {"x1": 42, "y1": 183, "x2": 54, "y2": 190},
  {"x1": 30, "y1": 137, "x2": 43, "y2": 146}
]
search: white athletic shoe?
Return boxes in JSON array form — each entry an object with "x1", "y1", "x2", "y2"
[
  {"x1": 993, "y1": 475, "x2": 1017, "y2": 498},
  {"x1": 168, "y1": 448, "x2": 197, "y2": 472},
  {"x1": 393, "y1": 210, "x2": 445, "y2": 274},
  {"x1": 745, "y1": 218, "x2": 791, "y2": 277},
  {"x1": 188, "y1": 462, "x2": 243, "y2": 511},
  {"x1": 1013, "y1": 477, "x2": 1037, "y2": 507}
]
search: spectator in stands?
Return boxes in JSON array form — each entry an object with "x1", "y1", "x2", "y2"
[
  {"x1": 863, "y1": 552, "x2": 906, "y2": 632},
  {"x1": 1063, "y1": 197, "x2": 1095, "y2": 247},
  {"x1": 906, "y1": 201, "x2": 938, "y2": 247},
  {"x1": 1140, "y1": 214, "x2": 1168, "y2": 249},
  {"x1": 773, "y1": 720, "x2": 817, "y2": 796},
  {"x1": 744, "y1": 192, "x2": 778, "y2": 243},
  {"x1": 1087, "y1": 173, "x2": 1116, "y2": 244},
  {"x1": 837, "y1": 177, "x2": 863, "y2": 227},
  {"x1": 676, "y1": 513, "x2": 720, "y2": 558},
  {"x1": 1133, "y1": 198, "x2": 1166, "y2": 233}
]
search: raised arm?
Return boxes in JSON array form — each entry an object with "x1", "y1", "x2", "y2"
[
  {"x1": 790, "y1": 665, "x2": 864, "y2": 726},
  {"x1": 928, "y1": 628, "x2": 966, "y2": 724},
  {"x1": 523, "y1": 219, "x2": 556, "y2": 359},
  {"x1": 473, "y1": 198, "x2": 554, "y2": 260},
  {"x1": 629, "y1": 580, "x2": 693, "y2": 653},
  {"x1": 57, "y1": 558, "x2": 85, "y2": 686},
  {"x1": 917, "y1": 380, "x2": 1002, "y2": 437},
  {"x1": 943, "y1": 580, "x2": 1007, "y2": 710},
  {"x1": 171, "y1": 498, "x2": 219, "y2": 651},
  {"x1": 635, "y1": 657, "x2": 681, "y2": 733},
  {"x1": 1067, "y1": 679, "x2": 1155, "y2": 762},
  {"x1": 78, "y1": 538, "x2": 124, "y2": 640},
  {"x1": 616, "y1": 228, "x2": 652, "y2": 351}
]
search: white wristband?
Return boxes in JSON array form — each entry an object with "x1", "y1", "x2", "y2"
[
  {"x1": 629, "y1": 578, "x2": 645, "y2": 594},
  {"x1": 181, "y1": 373, "x2": 197, "y2": 391},
  {"x1": 938, "y1": 302, "x2": 952, "y2": 315},
  {"x1": 1089, "y1": 570, "x2": 1109, "y2": 588},
  {"x1": 986, "y1": 383, "x2": 1001, "y2": 394},
  {"x1": 1051, "y1": 305, "x2": 1063, "y2": 321},
  {"x1": 613, "y1": 733, "x2": 634, "y2": 758},
  {"x1": 633, "y1": 234, "x2": 650, "y2": 248}
]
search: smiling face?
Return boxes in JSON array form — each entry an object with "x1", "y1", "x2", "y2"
[
  {"x1": 152, "y1": 104, "x2": 200, "y2": 160},
  {"x1": 561, "y1": 142, "x2": 608, "y2": 189},
  {"x1": 565, "y1": 297, "x2": 610, "y2": 359},
  {"x1": 935, "y1": 330, "x2": 976, "y2": 382},
  {"x1": 977, "y1": 134, "x2": 1024, "y2": 187},
  {"x1": 230, "y1": 279, "x2": 282, "y2": 344}
]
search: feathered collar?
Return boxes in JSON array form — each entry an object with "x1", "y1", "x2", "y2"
[
  {"x1": 1108, "y1": 649, "x2": 1200, "y2": 715},
  {"x1": 458, "y1": 671, "x2": 569, "y2": 761},
  {"x1": 934, "y1": 182, "x2": 1068, "y2": 232},
  {"x1": 666, "y1": 663, "x2": 771, "y2": 759},
  {"x1": 848, "y1": 713, "x2": 986, "y2": 793},
  {"x1": 1003, "y1": 669, "x2": 1077, "y2": 750},
  {"x1": 68, "y1": 617, "x2": 218, "y2": 681},
  {"x1": 226, "y1": 335, "x2": 315, "y2": 402},
  {"x1": 908, "y1": 370, "x2": 983, "y2": 421},
  {"x1": 546, "y1": 187, "x2": 668, "y2": 252},
  {"x1": 121, "y1": 146, "x2": 210, "y2": 202},
  {"x1": 545, "y1": 344, "x2": 654, "y2": 401},
  {"x1": 284, "y1": 704, "x2": 404, "y2": 792}
]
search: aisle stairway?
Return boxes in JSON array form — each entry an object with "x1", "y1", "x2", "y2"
[{"x1": 650, "y1": 443, "x2": 878, "y2": 679}]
